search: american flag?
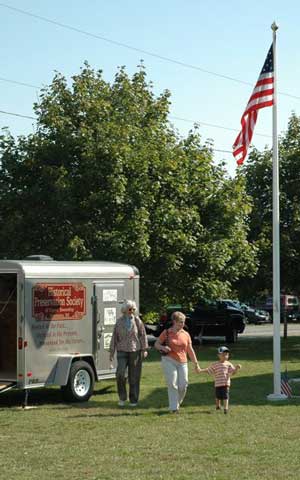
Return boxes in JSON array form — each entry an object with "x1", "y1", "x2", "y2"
[
  {"x1": 281, "y1": 371, "x2": 292, "y2": 398},
  {"x1": 233, "y1": 45, "x2": 274, "y2": 165}
]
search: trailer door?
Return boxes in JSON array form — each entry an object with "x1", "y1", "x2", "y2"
[
  {"x1": 94, "y1": 282, "x2": 124, "y2": 374},
  {"x1": 0, "y1": 273, "x2": 18, "y2": 383}
]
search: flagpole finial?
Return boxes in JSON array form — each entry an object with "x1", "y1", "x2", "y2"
[{"x1": 271, "y1": 22, "x2": 279, "y2": 31}]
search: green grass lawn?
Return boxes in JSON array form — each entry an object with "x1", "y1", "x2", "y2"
[{"x1": 1, "y1": 336, "x2": 300, "y2": 480}]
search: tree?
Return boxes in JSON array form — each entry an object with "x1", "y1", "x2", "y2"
[
  {"x1": 0, "y1": 63, "x2": 257, "y2": 310},
  {"x1": 238, "y1": 112, "x2": 300, "y2": 301}
]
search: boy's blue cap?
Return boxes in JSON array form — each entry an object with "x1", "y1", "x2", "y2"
[{"x1": 218, "y1": 346, "x2": 230, "y2": 353}]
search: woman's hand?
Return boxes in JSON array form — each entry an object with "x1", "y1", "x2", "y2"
[
  {"x1": 161, "y1": 346, "x2": 171, "y2": 353},
  {"x1": 143, "y1": 351, "x2": 148, "y2": 359},
  {"x1": 159, "y1": 345, "x2": 171, "y2": 354}
]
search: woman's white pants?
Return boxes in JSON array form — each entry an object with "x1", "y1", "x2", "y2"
[{"x1": 161, "y1": 356, "x2": 188, "y2": 411}]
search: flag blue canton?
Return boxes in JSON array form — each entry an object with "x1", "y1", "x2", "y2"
[{"x1": 260, "y1": 46, "x2": 273, "y2": 74}]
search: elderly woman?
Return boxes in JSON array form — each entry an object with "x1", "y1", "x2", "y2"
[
  {"x1": 154, "y1": 311, "x2": 201, "y2": 413},
  {"x1": 109, "y1": 300, "x2": 148, "y2": 407}
]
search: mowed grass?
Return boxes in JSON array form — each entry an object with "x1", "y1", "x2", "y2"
[{"x1": 1, "y1": 336, "x2": 300, "y2": 480}]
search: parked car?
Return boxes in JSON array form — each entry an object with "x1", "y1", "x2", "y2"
[
  {"x1": 284, "y1": 311, "x2": 300, "y2": 322},
  {"x1": 221, "y1": 300, "x2": 270, "y2": 324},
  {"x1": 241, "y1": 305, "x2": 270, "y2": 324},
  {"x1": 154, "y1": 299, "x2": 246, "y2": 343}
]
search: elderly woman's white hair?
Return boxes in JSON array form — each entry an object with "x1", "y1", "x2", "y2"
[{"x1": 121, "y1": 299, "x2": 137, "y2": 314}]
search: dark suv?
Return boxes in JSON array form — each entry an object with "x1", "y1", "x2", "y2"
[{"x1": 155, "y1": 299, "x2": 246, "y2": 343}]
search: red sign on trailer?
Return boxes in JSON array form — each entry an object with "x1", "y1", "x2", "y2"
[{"x1": 32, "y1": 283, "x2": 86, "y2": 321}]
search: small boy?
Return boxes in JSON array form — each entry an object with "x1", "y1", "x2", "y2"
[{"x1": 199, "y1": 346, "x2": 241, "y2": 414}]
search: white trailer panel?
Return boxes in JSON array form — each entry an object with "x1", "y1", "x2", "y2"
[{"x1": 0, "y1": 259, "x2": 139, "y2": 402}]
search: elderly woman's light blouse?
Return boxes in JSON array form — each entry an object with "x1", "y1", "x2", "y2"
[{"x1": 110, "y1": 316, "x2": 148, "y2": 354}]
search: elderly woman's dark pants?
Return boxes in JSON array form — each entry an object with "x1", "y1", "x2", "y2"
[{"x1": 116, "y1": 351, "x2": 143, "y2": 403}]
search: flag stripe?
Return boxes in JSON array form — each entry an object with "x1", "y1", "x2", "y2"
[
  {"x1": 245, "y1": 91, "x2": 274, "y2": 109},
  {"x1": 281, "y1": 372, "x2": 292, "y2": 397},
  {"x1": 281, "y1": 384, "x2": 292, "y2": 396},
  {"x1": 233, "y1": 44, "x2": 274, "y2": 165},
  {"x1": 248, "y1": 88, "x2": 274, "y2": 102},
  {"x1": 256, "y1": 73, "x2": 274, "y2": 83}
]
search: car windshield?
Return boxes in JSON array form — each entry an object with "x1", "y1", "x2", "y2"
[{"x1": 220, "y1": 299, "x2": 240, "y2": 309}]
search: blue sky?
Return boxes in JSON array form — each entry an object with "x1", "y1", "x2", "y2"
[{"x1": 1, "y1": 0, "x2": 300, "y2": 177}]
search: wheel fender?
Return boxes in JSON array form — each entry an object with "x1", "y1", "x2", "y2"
[
  {"x1": 54, "y1": 355, "x2": 97, "y2": 386},
  {"x1": 229, "y1": 314, "x2": 245, "y2": 331}
]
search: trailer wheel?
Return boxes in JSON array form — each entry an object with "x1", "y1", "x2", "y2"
[{"x1": 62, "y1": 361, "x2": 95, "y2": 402}]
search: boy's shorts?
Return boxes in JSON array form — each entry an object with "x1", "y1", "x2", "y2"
[{"x1": 215, "y1": 386, "x2": 229, "y2": 400}]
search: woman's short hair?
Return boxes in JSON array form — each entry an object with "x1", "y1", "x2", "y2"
[
  {"x1": 121, "y1": 299, "x2": 137, "y2": 314},
  {"x1": 171, "y1": 311, "x2": 186, "y2": 322}
]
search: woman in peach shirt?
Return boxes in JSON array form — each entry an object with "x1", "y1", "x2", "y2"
[{"x1": 154, "y1": 311, "x2": 201, "y2": 412}]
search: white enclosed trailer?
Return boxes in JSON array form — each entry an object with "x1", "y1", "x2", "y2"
[{"x1": 0, "y1": 257, "x2": 139, "y2": 402}]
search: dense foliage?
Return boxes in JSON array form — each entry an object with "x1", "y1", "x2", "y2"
[
  {"x1": 0, "y1": 64, "x2": 257, "y2": 310},
  {"x1": 238, "y1": 112, "x2": 300, "y2": 301}
]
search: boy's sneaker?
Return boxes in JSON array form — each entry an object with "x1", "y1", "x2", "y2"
[
  {"x1": 224, "y1": 409, "x2": 228, "y2": 414},
  {"x1": 216, "y1": 406, "x2": 221, "y2": 410},
  {"x1": 118, "y1": 400, "x2": 125, "y2": 407},
  {"x1": 129, "y1": 403, "x2": 137, "y2": 407}
]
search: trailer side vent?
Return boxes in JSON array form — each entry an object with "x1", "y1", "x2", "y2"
[{"x1": 24, "y1": 255, "x2": 54, "y2": 261}]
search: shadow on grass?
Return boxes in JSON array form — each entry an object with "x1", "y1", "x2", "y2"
[
  {"x1": 0, "y1": 384, "x2": 115, "y2": 409},
  {"x1": 2, "y1": 373, "x2": 300, "y2": 414},
  {"x1": 67, "y1": 407, "x2": 215, "y2": 419},
  {"x1": 1, "y1": 336, "x2": 300, "y2": 410},
  {"x1": 144, "y1": 336, "x2": 300, "y2": 408},
  {"x1": 80, "y1": 374, "x2": 300, "y2": 418},
  {"x1": 69, "y1": 368, "x2": 300, "y2": 418}
]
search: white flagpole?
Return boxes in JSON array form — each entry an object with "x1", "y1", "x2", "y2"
[{"x1": 267, "y1": 22, "x2": 287, "y2": 401}]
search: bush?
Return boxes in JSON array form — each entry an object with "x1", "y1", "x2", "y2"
[{"x1": 141, "y1": 311, "x2": 159, "y2": 324}]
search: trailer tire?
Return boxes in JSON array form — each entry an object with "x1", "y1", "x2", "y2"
[{"x1": 61, "y1": 361, "x2": 95, "y2": 402}]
